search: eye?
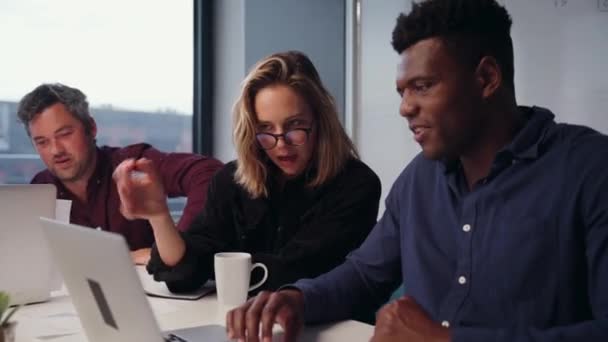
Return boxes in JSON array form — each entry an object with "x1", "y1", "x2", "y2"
[
  {"x1": 256, "y1": 124, "x2": 272, "y2": 132},
  {"x1": 287, "y1": 119, "x2": 308, "y2": 129},
  {"x1": 57, "y1": 130, "x2": 73, "y2": 138},
  {"x1": 413, "y1": 80, "x2": 433, "y2": 93},
  {"x1": 34, "y1": 139, "x2": 48, "y2": 147}
]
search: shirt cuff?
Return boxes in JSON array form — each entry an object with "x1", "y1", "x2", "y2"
[
  {"x1": 146, "y1": 236, "x2": 211, "y2": 292},
  {"x1": 286, "y1": 278, "x2": 327, "y2": 323}
]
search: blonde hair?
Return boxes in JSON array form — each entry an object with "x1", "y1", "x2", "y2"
[{"x1": 233, "y1": 51, "x2": 358, "y2": 198}]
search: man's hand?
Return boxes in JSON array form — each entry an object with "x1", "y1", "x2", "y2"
[
  {"x1": 226, "y1": 290, "x2": 305, "y2": 342},
  {"x1": 113, "y1": 158, "x2": 169, "y2": 221},
  {"x1": 371, "y1": 296, "x2": 451, "y2": 342},
  {"x1": 130, "y1": 248, "x2": 151, "y2": 265}
]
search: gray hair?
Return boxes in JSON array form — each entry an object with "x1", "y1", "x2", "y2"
[{"x1": 17, "y1": 83, "x2": 93, "y2": 136}]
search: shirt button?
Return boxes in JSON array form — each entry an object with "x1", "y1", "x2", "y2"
[
  {"x1": 458, "y1": 276, "x2": 467, "y2": 285},
  {"x1": 462, "y1": 224, "x2": 471, "y2": 232},
  {"x1": 441, "y1": 320, "x2": 450, "y2": 328}
]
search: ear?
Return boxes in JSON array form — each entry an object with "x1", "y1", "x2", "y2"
[
  {"x1": 89, "y1": 117, "x2": 98, "y2": 139},
  {"x1": 474, "y1": 56, "x2": 502, "y2": 99}
]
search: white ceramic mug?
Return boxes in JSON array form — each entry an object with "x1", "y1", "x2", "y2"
[{"x1": 214, "y1": 252, "x2": 268, "y2": 315}]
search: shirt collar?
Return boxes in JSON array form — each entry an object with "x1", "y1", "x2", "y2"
[
  {"x1": 502, "y1": 106, "x2": 555, "y2": 161},
  {"x1": 92, "y1": 146, "x2": 107, "y2": 181},
  {"x1": 441, "y1": 106, "x2": 555, "y2": 174}
]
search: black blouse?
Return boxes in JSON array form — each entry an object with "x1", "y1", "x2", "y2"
[{"x1": 147, "y1": 158, "x2": 381, "y2": 293}]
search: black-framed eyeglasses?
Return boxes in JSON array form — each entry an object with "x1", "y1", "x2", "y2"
[{"x1": 255, "y1": 128, "x2": 312, "y2": 150}]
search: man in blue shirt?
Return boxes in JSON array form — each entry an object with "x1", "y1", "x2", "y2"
[{"x1": 225, "y1": 0, "x2": 608, "y2": 341}]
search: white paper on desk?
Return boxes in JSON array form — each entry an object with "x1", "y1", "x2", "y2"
[
  {"x1": 49, "y1": 199, "x2": 72, "y2": 291},
  {"x1": 135, "y1": 265, "x2": 215, "y2": 300},
  {"x1": 148, "y1": 297, "x2": 180, "y2": 316},
  {"x1": 55, "y1": 199, "x2": 72, "y2": 223},
  {"x1": 17, "y1": 311, "x2": 82, "y2": 340}
]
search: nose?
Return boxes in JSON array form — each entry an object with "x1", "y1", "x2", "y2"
[
  {"x1": 275, "y1": 134, "x2": 288, "y2": 149},
  {"x1": 399, "y1": 90, "x2": 418, "y2": 119},
  {"x1": 50, "y1": 138, "x2": 65, "y2": 156}
]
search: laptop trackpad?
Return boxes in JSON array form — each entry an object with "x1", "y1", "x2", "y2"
[{"x1": 166, "y1": 324, "x2": 229, "y2": 341}]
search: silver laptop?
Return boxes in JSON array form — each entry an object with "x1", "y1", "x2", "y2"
[
  {"x1": 40, "y1": 217, "x2": 229, "y2": 342},
  {"x1": 0, "y1": 184, "x2": 56, "y2": 305}
]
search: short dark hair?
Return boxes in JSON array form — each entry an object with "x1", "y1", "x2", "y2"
[
  {"x1": 392, "y1": 0, "x2": 514, "y2": 92},
  {"x1": 17, "y1": 83, "x2": 93, "y2": 136}
]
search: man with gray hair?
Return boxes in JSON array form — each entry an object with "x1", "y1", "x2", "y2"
[{"x1": 17, "y1": 83, "x2": 223, "y2": 264}]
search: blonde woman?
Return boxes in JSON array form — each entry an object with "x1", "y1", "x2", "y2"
[{"x1": 113, "y1": 51, "x2": 381, "y2": 292}]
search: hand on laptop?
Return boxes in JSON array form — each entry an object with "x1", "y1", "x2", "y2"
[
  {"x1": 113, "y1": 158, "x2": 169, "y2": 221},
  {"x1": 131, "y1": 247, "x2": 152, "y2": 265},
  {"x1": 226, "y1": 289, "x2": 304, "y2": 342}
]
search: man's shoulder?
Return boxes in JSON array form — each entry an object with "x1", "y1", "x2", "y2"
[
  {"x1": 547, "y1": 122, "x2": 608, "y2": 157},
  {"x1": 553, "y1": 122, "x2": 607, "y2": 142},
  {"x1": 104, "y1": 143, "x2": 223, "y2": 165},
  {"x1": 100, "y1": 143, "x2": 152, "y2": 162},
  {"x1": 553, "y1": 124, "x2": 608, "y2": 168}
]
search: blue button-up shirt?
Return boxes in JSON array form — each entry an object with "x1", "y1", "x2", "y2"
[{"x1": 295, "y1": 107, "x2": 608, "y2": 341}]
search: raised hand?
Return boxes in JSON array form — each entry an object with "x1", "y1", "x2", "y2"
[{"x1": 113, "y1": 158, "x2": 169, "y2": 221}]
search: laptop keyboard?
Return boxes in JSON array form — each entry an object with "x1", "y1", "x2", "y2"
[{"x1": 164, "y1": 333, "x2": 189, "y2": 342}]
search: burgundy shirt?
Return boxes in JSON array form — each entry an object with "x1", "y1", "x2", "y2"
[{"x1": 31, "y1": 143, "x2": 223, "y2": 250}]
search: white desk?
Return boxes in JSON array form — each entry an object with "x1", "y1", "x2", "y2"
[{"x1": 13, "y1": 290, "x2": 374, "y2": 342}]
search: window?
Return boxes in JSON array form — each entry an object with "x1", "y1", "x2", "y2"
[{"x1": 0, "y1": 0, "x2": 193, "y2": 185}]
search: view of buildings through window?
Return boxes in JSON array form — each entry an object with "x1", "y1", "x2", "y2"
[
  {"x1": 0, "y1": 101, "x2": 193, "y2": 184},
  {"x1": 0, "y1": 0, "x2": 193, "y2": 185}
]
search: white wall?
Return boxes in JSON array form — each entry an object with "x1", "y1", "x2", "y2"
[
  {"x1": 506, "y1": 0, "x2": 608, "y2": 133},
  {"x1": 214, "y1": 0, "x2": 608, "y2": 204},
  {"x1": 244, "y1": 0, "x2": 346, "y2": 118},
  {"x1": 212, "y1": 0, "x2": 244, "y2": 162},
  {"x1": 356, "y1": 0, "x2": 417, "y2": 212},
  {"x1": 212, "y1": 0, "x2": 348, "y2": 163}
]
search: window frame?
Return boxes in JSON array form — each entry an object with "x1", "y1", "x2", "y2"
[{"x1": 193, "y1": 0, "x2": 214, "y2": 156}]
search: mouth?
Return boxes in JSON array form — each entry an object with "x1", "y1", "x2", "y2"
[
  {"x1": 53, "y1": 156, "x2": 72, "y2": 168},
  {"x1": 276, "y1": 155, "x2": 298, "y2": 165},
  {"x1": 409, "y1": 125, "x2": 430, "y2": 143}
]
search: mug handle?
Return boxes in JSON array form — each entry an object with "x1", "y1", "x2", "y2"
[{"x1": 248, "y1": 262, "x2": 268, "y2": 292}]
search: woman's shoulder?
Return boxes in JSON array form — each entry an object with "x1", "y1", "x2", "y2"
[
  {"x1": 344, "y1": 158, "x2": 380, "y2": 180},
  {"x1": 211, "y1": 161, "x2": 260, "y2": 197},
  {"x1": 210, "y1": 160, "x2": 239, "y2": 187},
  {"x1": 332, "y1": 158, "x2": 381, "y2": 189}
]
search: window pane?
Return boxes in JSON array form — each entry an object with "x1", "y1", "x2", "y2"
[{"x1": 0, "y1": 0, "x2": 193, "y2": 185}]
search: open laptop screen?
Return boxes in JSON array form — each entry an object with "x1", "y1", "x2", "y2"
[
  {"x1": 40, "y1": 217, "x2": 231, "y2": 342},
  {"x1": 0, "y1": 184, "x2": 56, "y2": 305}
]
